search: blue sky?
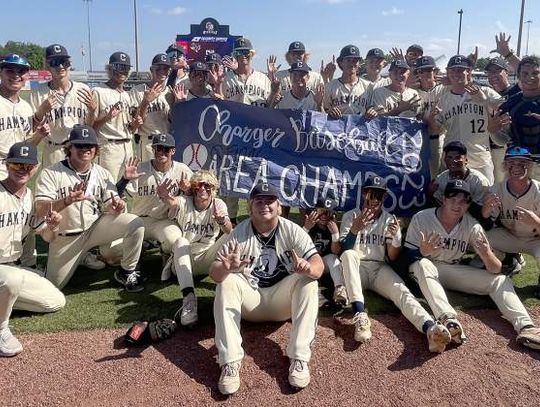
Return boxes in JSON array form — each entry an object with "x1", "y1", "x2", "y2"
[{"x1": 2, "y1": 0, "x2": 538, "y2": 72}]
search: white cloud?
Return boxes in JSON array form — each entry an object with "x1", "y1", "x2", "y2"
[
  {"x1": 167, "y1": 6, "x2": 187, "y2": 15},
  {"x1": 381, "y1": 7, "x2": 403, "y2": 17}
]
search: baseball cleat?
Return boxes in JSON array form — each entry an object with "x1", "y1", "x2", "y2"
[
  {"x1": 352, "y1": 312, "x2": 372, "y2": 343},
  {"x1": 218, "y1": 361, "x2": 241, "y2": 395},
  {"x1": 114, "y1": 268, "x2": 144, "y2": 293},
  {"x1": 175, "y1": 292, "x2": 198, "y2": 326},
  {"x1": 427, "y1": 322, "x2": 452, "y2": 353},
  {"x1": 0, "y1": 327, "x2": 23, "y2": 357},
  {"x1": 288, "y1": 359, "x2": 310, "y2": 389},
  {"x1": 333, "y1": 285, "x2": 349, "y2": 306},
  {"x1": 517, "y1": 326, "x2": 540, "y2": 350},
  {"x1": 443, "y1": 317, "x2": 467, "y2": 344}
]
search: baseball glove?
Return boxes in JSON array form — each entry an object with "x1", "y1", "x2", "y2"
[{"x1": 124, "y1": 319, "x2": 177, "y2": 346}]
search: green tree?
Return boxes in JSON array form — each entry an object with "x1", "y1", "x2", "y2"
[
  {"x1": 0, "y1": 41, "x2": 45, "y2": 69},
  {"x1": 475, "y1": 57, "x2": 490, "y2": 71}
]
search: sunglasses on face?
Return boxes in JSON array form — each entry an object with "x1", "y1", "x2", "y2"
[
  {"x1": 192, "y1": 182, "x2": 214, "y2": 192},
  {"x1": 8, "y1": 162, "x2": 35, "y2": 172},
  {"x1": 234, "y1": 49, "x2": 251, "y2": 58},
  {"x1": 111, "y1": 63, "x2": 130, "y2": 73},
  {"x1": 73, "y1": 144, "x2": 97, "y2": 150},
  {"x1": 48, "y1": 58, "x2": 71, "y2": 68},
  {"x1": 153, "y1": 145, "x2": 173, "y2": 153},
  {"x1": 3, "y1": 67, "x2": 29, "y2": 76},
  {"x1": 167, "y1": 51, "x2": 184, "y2": 60}
]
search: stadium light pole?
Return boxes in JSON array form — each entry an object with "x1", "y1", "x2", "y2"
[
  {"x1": 457, "y1": 9, "x2": 464, "y2": 54},
  {"x1": 133, "y1": 0, "x2": 140, "y2": 74},
  {"x1": 517, "y1": 0, "x2": 525, "y2": 56},
  {"x1": 83, "y1": 0, "x2": 93, "y2": 72},
  {"x1": 525, "y1": 19, "x2": 533, "y2": 55}
]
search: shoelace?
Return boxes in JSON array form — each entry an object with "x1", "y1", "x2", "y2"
[
  {"x1": 0, "y1": 328, "x2": 13, "y2": 341},
  {"x1": 351, "y1": 314, "x2": 368, "y2": 327},
  {"x1": 223, "y1": 363, "x2": 240, "y2": 377},
  {"x1": 291, "y1": 360, "x2": 306, "y2": 373},
  {"x1": 126, "y1": 271, "x2": 141, "y2": 285},
  {"x1": 181, "y1": 297, "x2": 196, "y2": 316}
]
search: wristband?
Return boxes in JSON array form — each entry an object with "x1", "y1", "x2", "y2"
[{"x1": 331, "y1": 233, "x2": 340, "y2": 243}]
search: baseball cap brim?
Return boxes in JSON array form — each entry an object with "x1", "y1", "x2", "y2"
[
  {"x1": 70, "y1": 139, "x2": 98, "y2": 145},
  {"x1": 5, "y1": 156, "x2": 38, "y2": 165}
]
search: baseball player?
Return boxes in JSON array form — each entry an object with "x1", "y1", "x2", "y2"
[
  {"x1": 130, "y1": 54, "x2": 173, "y2": 162},
  {"x1": 273, "y1": 41, "x2": 324, "y2": 93},
  {"x1": 340, "y1": 175, "x2": 452, "y2": 352},
  {"x1": 273, "y1": 62, "x2": 324, "y2": 111},
  {"x1": 210, "y1": 182, "x2": 323, "y2": 394},
  {"x1": 481, "y1": 146, "x2": 540, "y2": 299},
  {"x1": 166, "y1": 43, "x2": 190, "y2": 89},
  {"x1": 205, "y1": 52, "x2": 226, "y2": 98},
  {"x1": 430, "y1": 141, "x2": 490, "y2": 221},
  {"x1": 362, "y1": 48, "x2": 391, "y2": 87},
  {"x1": 0, "y1": 54, "x2": 48, "y2": 178},
  {"x1": 323, "y1": 45, "x2": 372, "y2": 118},
  {"x1": 161, "y1": 170, "x2": 231, "y2": 327},
  {"x1": 427, "y1": 55, "x2": 503, "y2": 184},
  {"x1": 92, "y1": 52, "x2": 137, "y2": 181},
  {"x1": 104, "y1": 133, "x2": 192, "y2": 269},
  {"x1": 302, "y1": 198, "x2": 347, "y2": 305},
  {"x1": 370, "y1": 60, "x2": 421, "y2": 118},
  {"x1": 405, "y1": 179, "x2": 540, "y2": 351},
  {"x1": 34, "y1": 125, "x2": 145, "y2": 291},
  {"x1": 389, "y1": 44, "x2": 424, "y2": 89},
  {"x1": 180, "y1": 62, "x2": 218, "y2": 100},
  {"x1": 30, "y1": 44, "x2": 97, "y2": 168},
  {"x1": 0, "y1": 142, "x2": 65, "y2": 357}
]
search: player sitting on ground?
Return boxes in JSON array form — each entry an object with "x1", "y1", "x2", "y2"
[
  {"x1": 210, "y1": 182, "x2": 324, "y2": 395},
  {"x1": 34, "y1": 125, "x2": 145, "y2": 292},
  {"x1": 405, "y1": 179, "x2": 540, "y2": 351},
  {"x1": 0, "y1": 142, "x2": 65, "y2": 357},
  {"x1": 340, "y1": 175, "x2": 452, "y2": 352},
  {"x1": 161, "y1": 170, "x2": 232, "y2": 327},
  {"x1": 481, "y1": 146, "x2": 540, "y2": 299}
]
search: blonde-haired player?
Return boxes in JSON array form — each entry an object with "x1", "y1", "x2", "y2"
[{"x1": 161, "y1": 169, "x2": 232, "y2": 326}]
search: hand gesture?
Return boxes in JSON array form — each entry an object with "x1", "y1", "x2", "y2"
[
  {"x1": 109, "y1": 192, "x2": 125, "y2": 214},
  {"x1": 464, "y1": 83, "x2": 487, "y2": 103},
  {"x1": 40, "y1": 90, "x2": 60, "y2": 114},
  {"x1": 397, "y1": 94, "x2": 421, "y2": 114},
  {"x1": 213, "y1": 200, "x2": 227, "y2": 225},
  {"x1": 516, "y1": 205, "x2": 540, "y2": 225},
  {"x1": 389, "y1": 47, "x2": 405, "y2": 61},
  {"x1": 157, "y1": 178, "x2": 176, "y2": 200},
  {"x1": 425, "y1": 104, "x2": 442, "y2": 134},
  {"x1": 327, "y1": 218, "x2": 339, "y2": 235},
  {"x1": 106, "y1": 102, "x2": 122, "y2": 121},
  {"x1": 419, "y1": 231, "x2": 443, "y2": 257},
  {"x1": 45, "y1": 202, "x2": 62, "y2": 231},
  {"x1": 128, "y1": 113, "x2": 143, "y2": 131},
  {"x1": 467, "y1": 46, "x2": 479, "y2": 68},
  {"x1": 123, "y1": 157, "x2": 145, "y2": 180},
  {"x1": 291, "y1": 250, "x2": 311, "y2": 274},
  {"x1": 143, "y1": 82, "x2": 163, "y2": 104},
  {"x1": 350, "y1": 207, "x2": 376, "y2": 234},
  {"x1": 327, "y1": 106, "x2": 343, "y2": 119},
  {"x1": 77, "y1": 88, "x2": 97, "y2": 112},
  {"x1": 472, "y1": 231, "x2": 491, "y2": 257},
  {"x1": 313, "y1": 83, "x2": 325, "y2": 106},
  {"x1": 320, "y1": 56, "x2": 336, "y2": 83},
  {"x1": 481, "y1": 192, "x2": 501, "y2": 218},
  {"x1": 494, "y1": 33, "x2": 512, "y2": 57},
  {"x1": 488, "y1": 110, "x2": 512, "y2": 133},
  {"x1": 170, "y1": 83, "x2": 188, "y2": 102},
  {"x1": 222, "y1": 55, "x2": 238, "y2": 71},
  {"x1": 216, "y1": 239, "x2": 251, "y2": 271},
  {"x1": 428, "y1": 179, "x2": 440, "y2": 196},
  {"x1": 176, "y1": 172, "x2": 191, "y2": 194},
  {"x1": 65, "y1": 182, "x2": 91, "y2": 205},
  {"x1": 208, "y1": 63, "x2": 224, "y2": 87},
  {"x1": 33, "y1": 116, "x2": 50, "y2": 139},
  {"x1": 266, "y1": 55, "x2": 281, "y2": 79},
  {"x1": 364, "y1": 107, "x2": 382, "y2": 120},
  {"x1": 303, "y1": 211, "x2": 319, "y2": 230},
  {"x1": 385, "y1": 215, "x2": 401, "y2": 238}
]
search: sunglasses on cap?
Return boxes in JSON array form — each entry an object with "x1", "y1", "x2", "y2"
[
  {"x1": 111, "y1": 63, "x2": 130, "y2": 73},
  {"x1": 48, "y1": 58, "x2": 71, "y2": 68},
  {"x1": 7, "y1": 162, "x2": 36, "y2": 172},
  {"x1": 192, "y1": 182, "x2": 214, "y2": 192},
  {"x1": 167, "y1": 51, "x2": 184, "y2": 60},
  {"x1": 233, "y1": 49, "x2": 251, "y2": 58}
]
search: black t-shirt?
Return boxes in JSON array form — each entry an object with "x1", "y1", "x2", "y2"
[
  {"x1": 500, "y1": 91, "x2": 540, "y2": 154},
  {"x1": 308, "y1": 225, "x2": 332, "y2": 257}
]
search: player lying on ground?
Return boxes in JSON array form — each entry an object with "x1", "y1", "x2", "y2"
[
  {"x1": 210, "y1": 182, "x2": 323, "y2": 395},
  {"x1": 405, "y1": 179, "x2": 540, "y2": 351}
]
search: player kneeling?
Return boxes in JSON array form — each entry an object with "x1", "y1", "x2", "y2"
[
  {"x1": 0, "y1": 142, "x2": 65, "y2": 357},
  {"x1": 162, "y1": 170, "x2": 232, "y2": 326},
  {"x1": 210, "y1": 182, "x2": 324, "y2": 395},
  {"x1": 340, "y1": 175, "x2": 451, "y2": 352},
  {"x1": 405, "y1": 179, "x2": 540, "y2": 351}
]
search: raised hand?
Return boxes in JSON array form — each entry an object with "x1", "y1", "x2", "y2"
[
  {"x1": 397, "y1": 94, "x2": 421, "y2": 114},
  {"x1": 327, "y1": 217, "x2": 339, "y2": 235},
  {"x1": 350, "y1": 207, "x2": 376, "y2": 234},
  {"x1": 419, "y1": 231, "x2": 443, "y2": 257},
  {"x1": 472, "y1": 231, "x2": 491, "y2": 257},
  {"x1": 40, "y1": 90, "x2": 60, "y2": 114},
  {"x1": 176, "y1": 172, "x2": 191, "y2": 194},
  {"x1": 222, "y1": 55, "x2": 238, "y2": 71},
  {"x1": 143, "y1": 82, "x2": 163, "y2": 104},
  {"x1": 170, "y1": 83, "x2": 188, "y2": 102},
  {"x1": 109, "y1": 192, "x2": 125, "y2": 214},
  {"x1": 481, "y1": 192, "x2": 501, "y2": 218},
  {"x1": 64, "y1": 182, "x2": 91, "y2": 206},
  {"x1": 321, "y1": 56, "x2": 336, "y2": 83},
  {"x1": 123, "y1": 157, "x2": 145, "y2": 180},
  {"x1": 389, "y1": 47, "x2": 405, "y2": 61},
  {"x1": 291, "y1": 250, "x2": 311, "y2": 274},
  {"x1": 77, "y1": 88, "x2": 97, "y2": 112},
  {"x1": 467, "y1": 46, "x2": 479, "y2": 67},
  {"x1": 266, "y1": 55, "x2": 281, "y2": 79},
  {"x1": 494, "y1": 33, "x2": 512, "y2": 56},
  {"x1": 208, "y1": 63, "x2": 225, "y2": 87},
  {"x1": 157, "y1": 178, "x2": 176, "y2": 200},
  {"x1": 314, "y1": 83, "x2": 325, "y2": 107},
  {"x1": 213, "y1": 200, "x2": 227, "y2": 225},
  {"x1": 464, "y1": 83, "x2": 487, "y2": 103},
  {"x1": 303, "y1": 210, "x2": 319, "y2": 230},
  {"x1": 488, "y1": 109, "x2": 512, "y2": 133},
  {"x1": 385, "y1": 215, "x2": 401, "y2": 238},
  {"x1": 33, "y1": 116, "x2": 50, "y2": 140},
  {"x1": 425, "y1": 104, "x2": 442, "y2": 134},
  {"x1": 216, "y1": 239, "x2": 251, "y2": 271},
  {"x1": 45, "y1": 201, "x2": 62, "y2": 231}
]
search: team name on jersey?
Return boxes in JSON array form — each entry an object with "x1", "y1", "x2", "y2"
[
  {"x1": 145, "y1": 100, "x2": 168, "y2": 114},
  {"x1": 0, "y1": 115, "x2": 31, "y2": 132},
  {"x1": 440, "y1": 103, "x2": 484, "y2": 122},
  {"x1": 356, "y1": 232, "x2": 386, "y2": 246},
  {"x1": 225, "y1": 84, "x2": 268, "y2": 100},
  {"x1": 0, "y1": 211, "x2": 32, "y2": 229},
  {"x1": 500, "y1": 208, "x2": 520, "y2": 221},
  {"x1": 45, "y1": 106, "x2": 87, "y2": 122},
  {"x1": 439, "y1": 236, "x2": 468, "y2": 254},
  {"x1": 330, "y1": 95, "x2": 367, "y2": 108},
  {"x1": 55, "y1": 184, "x2": 103, "y2": 199},
  {"x1": 182, "y1": 220, "x2": 215, "y2": 237}
]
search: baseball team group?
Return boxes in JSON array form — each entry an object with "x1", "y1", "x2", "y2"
[{"x1": 1, "y1": 30, "x2": 540, "y2": 396}]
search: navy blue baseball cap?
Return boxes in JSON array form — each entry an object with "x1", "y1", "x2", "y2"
[
  {"x1": 447, "y1": 55, "x2": 471, "y2": 69},
  {"x1": 443, "y1": 141, "x2": 467, "y2": 155},
  {"x1": 6, "y1": 142, "x2": 38, "y2": 165},
  {"x1": 366, "y1": 48, "x2": 385, "y2": 59},
  {"x1": 504, "y1": 146, "x2": 533, "y2": 161},
  {"x1": 363, "y1": 175, "x2": 388, "y2": 191},
  {"x1": 0, "y1": 54, "x2": 31, "y2": 69},
  {"x1": 69, "y1": 125, "x2": 98, "y2": 145},
  {"x1": 486, "y1": 57, "x2": 508, "y2": 71},
  {"x1": 338, "y1": 45, "x2": 361, "y2": 60},
  {"x1": 234, "y1": 37, "x2": 253, "y2": 51},
  {"x1": 205, "y1": 53, "x2": 222, "y2": 65},
  {"x1": 389, "y1": 59, "x2": 410, "y2": 71},
  {"x1": 288, "y1": 41, "x2": 306, "y2": 52},
  {"x1": 414, "y1": 56, "x2": 436, "y2": 70},
  {"x1": 109, "y1": 52, "x2": 131, "y2": 67},
  {"x1": 315, "y1": 196, "x2": 337, "y2": 210},
  {"x1": 289, "y1": 61, "x2": 311, "y2": 72},
  {"x1": 166, "y1": 43, "x2": 185, "y2": 57},
  {"x1": 249, "y1": 182, "x2": 279, "y2": 199},
  {"x1": 190, "y1": 61, "x2": 209, "y2": 72},
  {"x1": 152, "y1": 133, "x2": 175, "y2": 148},
  {"x1": 444, "y1": 179, "x2": 471, "y2": 196},
  {"x1": 46, "y1": 44, "x2": 70, "y2": 59},
  {"x1": 151, "y1": 53, "x2": 171, "y2": 66},
  {"x1": 407, "y1": 44, "x2": 424, "y2": 54}
]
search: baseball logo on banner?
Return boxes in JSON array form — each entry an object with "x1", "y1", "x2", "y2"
[{"x1": 183, "y1": 143, "x2": 208, "y2": 170}]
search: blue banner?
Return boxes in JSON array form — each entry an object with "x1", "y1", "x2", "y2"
[{"x1": 171, "y1": 99, "x2": 430, "y2": 216}]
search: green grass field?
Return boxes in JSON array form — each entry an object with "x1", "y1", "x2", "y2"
[{"x1": 10, "y1": 203, "x2": 540, "y2": 334}]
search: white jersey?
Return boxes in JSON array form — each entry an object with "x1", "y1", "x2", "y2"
[
  {"x1": 0, "y1": 184, "x2": 37, "y2": 263},
  {"x1": 275, "y1": 90, "x2": 319, "y2": 111},
  {"x1": 434, "y1": 168, "x2": 490, "y2": 205},
  {"x1": 340, "y1": 209, "x2": 400, "y2": 261},
  {"x1": 323, "y1": 77, "x2": 371, "y2": 115},
  {"x1": 129, "y1": 83, "x2": 171, "y2": 138},
  {"x1": 173, "y1": 196, "x2": 228, "y2": 255},
  {"x1": 217, "y1": 217, "x2": 317, "y2": 288},
  {"x1": 125, "y1": 160, "x2": 192, "y2": 219},
  {"x1": 35, "y1": 160, "x2": 118, "y2": 234},
  {"x1": 93, "y1": 84, "x2": 135, "y2": 141},
  {"x1": 29, "y1": 81, "x2": 91, "y2": 145},
  {"x1": 0, "y1": 95, "x2": 32, "y2": 161},
  {"x1": 405, "y1": 208, "x2": 486, "y2": 264},
  {"x1": 489, "y1": 179, "x2": 540, "y2": 238},
  {"x1": 371, "y1": 86, "x2": 421, "y2": 118},
  {"x1": 186, "y1": 89, "x2": 215, "y2": 101},
  {"x1": 276, "y1": 69, "x2": 324, "y2": 93},
  {"x1": 434, "y1": 87, "x2": 503, "y2": 169},
  {"x1": 223, "y1": 69, "x2": 272, "y2": 107},
  {"x1": 418, "y1": 84, "x2": 445, "y2": 119}
]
